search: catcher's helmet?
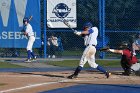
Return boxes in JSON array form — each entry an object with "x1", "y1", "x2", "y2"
[
  {"x1": 120, "y1": 41, "x2": 129, "y2": 49},
  {"x1": 83, "y1": 22, "x2": 93, "y2": 28},
  {"x1": 23, "y1": 17, "x2": 29, "y2": 23}
]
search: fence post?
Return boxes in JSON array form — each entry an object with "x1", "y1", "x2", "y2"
[
  {"x1": 99, "y1": 0, "x2": 105, "y2": 59},
  {"x1": 43, "y1": 0, "x2": 47, "y2": 58}
]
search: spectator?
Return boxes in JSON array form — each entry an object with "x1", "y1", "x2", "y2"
[
  {"x1": 11, "y1": 48, "x2": 20, "y2": 57},
  {"x1": 57, "y1": 36, "x2": 64, "y2": 58},
  {"x1": 47, "y1": 35, "x2": 58, "y2": 58},
  {"x1": 38, "y1": 40, "x2": 44, "y2": 58}
]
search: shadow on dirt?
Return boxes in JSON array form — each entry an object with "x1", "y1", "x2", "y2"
[{"x1": 19, "y1": 72, "x2": 65, "y2": 78}]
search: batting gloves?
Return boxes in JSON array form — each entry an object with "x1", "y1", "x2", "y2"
[{"x1": 74, "y1": 30, "x2": 82, "y2": 36}]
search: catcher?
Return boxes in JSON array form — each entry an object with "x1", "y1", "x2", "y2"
[{"x1": 100, "y1": 41, "x2": 138, "y2": 76}]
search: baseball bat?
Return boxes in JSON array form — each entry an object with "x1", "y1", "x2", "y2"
[
  {"x1": 29, "y1": 15, "x2": 33, "y2": 21},
  {"x1": 63, "y1": 20, "x2": 75, "y2": 32}
]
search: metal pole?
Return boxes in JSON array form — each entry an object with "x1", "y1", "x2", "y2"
[
  {"x1": 99, "y1": 0, "x2": 105, "y2": 59},
  {"x1": 102, "y1": 0, "x2": 106, "y2": 59},
  {"x1": 99, "y1": 0, "x2": 102, "y2": 37},
  {"x1": 43, "y1": 0, "x2": 47, "y2": 58}
]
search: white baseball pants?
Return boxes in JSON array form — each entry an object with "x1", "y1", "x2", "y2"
[
  {"x1": 27, "y1": 36, "x2": 35, "y2": 52},
  {"x1": 79, "y1": 45, "x2": 98, "y2": 68}
]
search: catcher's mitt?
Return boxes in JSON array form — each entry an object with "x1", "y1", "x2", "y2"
[{"x1": 99, "y1": 47, "x2": 110, "y2": 51}]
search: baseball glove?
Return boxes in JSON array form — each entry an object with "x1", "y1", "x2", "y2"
[
  {"x1": 21, "y1": 29, "x2": 25, "y2": 32},
  {"x1": 99, "y1": 47, "x2": 110, "y2": 51},
  {"x1": 81, "y1": 34, "x2": 86, "y2": 37}
]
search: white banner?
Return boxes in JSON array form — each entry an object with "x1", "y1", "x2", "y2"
[{"x1": 47, "y1": 0, "x2": 77, "y2": 28}]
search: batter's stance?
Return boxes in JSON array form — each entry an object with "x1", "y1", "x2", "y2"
[
  {"x1": 23, "y1": 17, "x2": 36, "y2": 62},
  {"x1": 67, "y1": 22, "x2": 111, "y2": 79}
]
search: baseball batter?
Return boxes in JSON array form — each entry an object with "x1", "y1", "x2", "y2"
[
  {"x1": 23, "y1": 17, "x2": 36, "y2": 62},
  {"x1": 67, "y1": 22, "x2": 111, "y2": 79}
]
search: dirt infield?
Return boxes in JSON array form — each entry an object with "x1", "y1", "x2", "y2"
[{"x1": 0, "y1": 70, "x2": 140, "y2": 93}]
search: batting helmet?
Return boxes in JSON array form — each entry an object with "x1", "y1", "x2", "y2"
[
  {"x1": 23, "y1": 17, "x2": 29, "y2": 23},
  {"x1": 83, "y1": 22, "x2": 93, "y2": 28}
]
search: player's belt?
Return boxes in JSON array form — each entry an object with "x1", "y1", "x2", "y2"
[
  {"x1": 87, "y1": 44, "x2": 96, "y2": 46},
  {"x1": 29, "y1": 35, "x2": 34, "y2": 37}
]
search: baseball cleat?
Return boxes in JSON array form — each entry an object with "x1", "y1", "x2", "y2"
[
  {"x1": 122, "y1": 70, "x2": 135, "y2": 76},
  {"x1": 67, "y1": 74, "x2": 78, "y2": 79},
  {"x1": 31, "y1": 56, "x2": 37, "y2": 61},
  {"x1": 24, "y1": 59, "x2": 32, "y2": 62},
  {"x1": 122, "y1": 72, "x2": 130, "y2": 76},
  {"x1": 105, "y1": 72, "x2": 111, "y2": 78}
]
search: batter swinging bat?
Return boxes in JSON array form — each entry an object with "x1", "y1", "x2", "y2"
[
  {"x1": 63, "y1": 20, "x2": 86, "y2": 37},
  {"x1": 63, "y1": 20, "x2": 75, "y2": 32}
]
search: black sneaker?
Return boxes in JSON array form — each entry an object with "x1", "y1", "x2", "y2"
[
  {"x1": 32, "y1": 56, "x2": 37, "y2": 61},
  {"x1": 122, "y1": 71, "x2": 135, "y2": 76},
  {"x1": 105, "y1": 72, "x2": 111, "y2": 78},
  {"x1": 122, "y1": 69, "x2": 133, "y2": 76},
  {"x1": 24, "y1": 59, "x2": 31, "y2": 62},
  {"x1": 67, "y1": 74, "x2": 78, "y2": 79}
]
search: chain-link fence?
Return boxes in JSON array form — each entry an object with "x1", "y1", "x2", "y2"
[{"x1": 0, "y1": 0, "x2": 140, "y2": 59}]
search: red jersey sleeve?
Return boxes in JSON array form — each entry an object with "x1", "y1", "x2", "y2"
[{"x1": 122, "y1": 49, "x2": 138, "y2": 65}]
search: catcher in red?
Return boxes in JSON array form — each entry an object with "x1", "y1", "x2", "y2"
[{"x1": 101, "y1": 41, "x2": 138, "y2": 76}]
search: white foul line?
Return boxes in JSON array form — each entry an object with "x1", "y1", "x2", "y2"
[
  {"x1": 0, "y1": 79, "x2": 70, "y2": 93},
  {"x1": 0, "y1": 79, "x2": 94, "y2": 93},
  {"x1": 0, "y1": 75, "x2": 43, "y2": 78}
]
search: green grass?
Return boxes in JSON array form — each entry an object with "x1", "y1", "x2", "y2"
[
  {"x1": 60, "y1": 50, "x2": 83, "y2": 56},
  {"x1": 48, "y1": 60, "x2": 121, "y2": 68},
  {"x1": 0, "y1": 62, "x2": 25, "y2": 68},
  {"x1": 0, "y1": 60, "x2": 121, "y2": 68}
]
